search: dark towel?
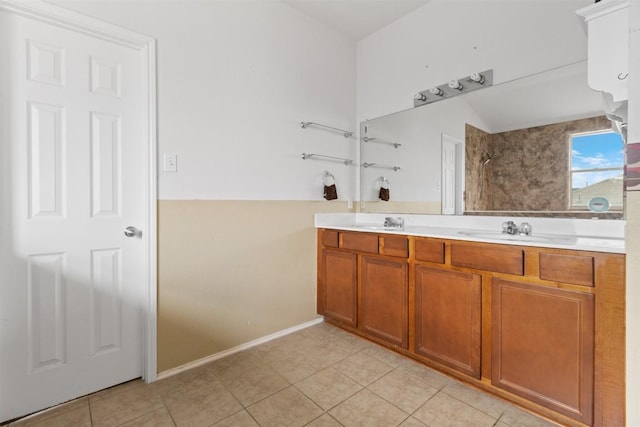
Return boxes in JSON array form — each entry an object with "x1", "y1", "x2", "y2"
[
  {"x1": 324, "y1": 184, "x2": 338, "y2": 200},
  {"x1": 379, "y1": 187, "x2": 389, "y2": 201}
]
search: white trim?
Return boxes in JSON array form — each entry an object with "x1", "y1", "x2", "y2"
[
  {"x1": 0, "y1": 0, "x2": 158, "y2": 384},
  {"x1": 143, "y1": 39, "x2": 158, "y2": 383},
  {"x1": 0, "y1": 0, "x2": 154, "y2": 48},
  {"x1": 156, "y1": 318, "x2": 325, "y2": 381},
  {"x1": 577, "y1": 0, "x2": 630, "y2": 22}
]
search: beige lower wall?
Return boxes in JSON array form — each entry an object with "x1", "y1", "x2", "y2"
[
  {"x1": 157, "y1": 200, "x2": 350, "y2": 373},
  {"x1": 626, "y1": 191, "x2": 640, "y2": 421}
]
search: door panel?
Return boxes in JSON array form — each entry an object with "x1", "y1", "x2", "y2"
[
  {"x1": 0, "y1": 6, "x2": 151, "y2": 421},
  {"x1": 441, "y1": 134, "x2": 461, "y2": 215},
  {"x1": 492, "y1": 279, "x2": 594, "y2": 425},
  {"x1": 415, "y1": 266, "x2": 481, "y2": 378},
  {"x1": 359, "y1": 256, "x2": 408, "y2": 348},
  {"x1": 323, "y1": 249, "x2": 357, "y2": 327},
  {"x1": 27, "y1": 252, "x2": 67, "y2": 372}
]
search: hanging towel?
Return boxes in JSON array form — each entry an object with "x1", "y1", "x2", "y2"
[
  {"x1": 324, "y1": 184, "x2": 338, "y2": 200},
  {"x1": 379, "y1": 177, "x2": 390, "y2": 201},
  {"x1": 323, "y1": 171, "x2": 338, "y2": 200}
]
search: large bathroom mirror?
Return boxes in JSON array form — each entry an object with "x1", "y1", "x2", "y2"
[{"x1": 360, "y1": 61, "x2": 625, "y2": 219}]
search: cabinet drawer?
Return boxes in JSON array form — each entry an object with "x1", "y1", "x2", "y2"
[
  {"x1": 415, "y1": 239, "x2": 445, "y2": 264},
  {"x1": 322, "y1": 230, "x2": 339, "y2": 248},
  {"x1": 539, "y1": 253, "x2": 594, "y2": 287},
  {"x1": 451, "y1": 242, "x2": 523, "y2": 275},
  {"x1": 341, "y1": 232, "x2": 378, "y2": 253},
  {"x1": 380, "y1": 236, "x2": 408, "y2": 258}
]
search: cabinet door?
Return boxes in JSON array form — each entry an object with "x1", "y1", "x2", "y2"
[
  {"x1": 359, "y1": 256, "x2": 408, "y2": 348},
  {"x1": 492, "y1": 279, "x2": 594, "y2": 425},
  {"x1": 415, "y1": 267, "x2": 481, "y2": 378},
  {"x1": 322, "y1": 250, "x2": 357, "y2": 327}
]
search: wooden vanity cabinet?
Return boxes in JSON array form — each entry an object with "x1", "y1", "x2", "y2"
[
  {"x1": 321, "y1": 249, "x2": 357, "y2": 327},
  {"x1": 360, "y1": 255, "x2": 408, "y2": 348},
  {"x1": 415, "y1": 266, "x2": 481, "y2": 378},
  {"x1": 318, "y1": 229, "x2": 409, "y2": 347},
  {"x1": 317, "y1": 228, "x2": 625, "y2": 427},
  {"x1": 492, "y1": 278, "x2": 595, "y2": 425}
]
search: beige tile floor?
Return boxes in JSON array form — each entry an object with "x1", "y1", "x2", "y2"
[{"x1": 7, "y1": 322, "x2": 560, "y2": 427}]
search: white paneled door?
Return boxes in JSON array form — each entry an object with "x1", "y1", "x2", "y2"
[
  {"x1": 441, "y1": 134, "x2": 462, "y2": 215},
  {"x1": 0, "y1": 2, "x2": 156, "y2": 422}
]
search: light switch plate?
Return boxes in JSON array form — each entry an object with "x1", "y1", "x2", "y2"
[{"x1": 163, "y1": 153, "x2": 177, "y2": 172}]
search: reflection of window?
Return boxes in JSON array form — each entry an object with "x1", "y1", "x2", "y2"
[{"x1": 571, "y1": 130, "x2": 624, "y2": 209}]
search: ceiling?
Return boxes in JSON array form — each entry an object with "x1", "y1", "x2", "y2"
[{"x1": 282, "y1": 0, "x2": 430, "y2": 41}]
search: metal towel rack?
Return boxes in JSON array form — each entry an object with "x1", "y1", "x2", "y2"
[
  {"x1": 363, "y1": 162, "x2": 401, "y2": 171},
  {"x1": 302, "y1": 153, "x2": 353, "y2": 165},
  {"x1": 363, "y1": 136, "x2": 402, "y2": 149},
  {"x1": 301, "y1": 121, "x2": 353, "y2": 138}
]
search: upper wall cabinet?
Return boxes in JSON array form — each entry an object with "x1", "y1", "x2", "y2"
[{"x1": 578, "y1": 0, "x2": 630, "y2": 102}]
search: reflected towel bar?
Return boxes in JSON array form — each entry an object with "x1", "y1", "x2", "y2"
[
  {"x1": 363, "y1": 136, "x2": 402, "y2": 148},
  {"x1": 302, "y1": 153, "x2": 353, "y2": 165},
  {"x1": 363, "y1": 162, "x2": 401, "y2": 171},
  {"x1": 300, "y1": 121, "x2": 353, "y2": 138}
]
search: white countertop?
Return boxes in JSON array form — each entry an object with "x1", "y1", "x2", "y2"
[{"x1": 315, "y1": 213, "x2": 626, "y2": 254}]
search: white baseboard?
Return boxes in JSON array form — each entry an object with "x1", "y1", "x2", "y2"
[{"x1": 156, "y1": 317, "x2": 324, "y2": 381}]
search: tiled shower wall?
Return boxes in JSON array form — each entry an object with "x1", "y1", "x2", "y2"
[
  {"x1": 465, "y1": 116, "x2": 611, "y2": 212},
  {"x1": 626, "y1": 143, "x2": 640, "y2": 191}
]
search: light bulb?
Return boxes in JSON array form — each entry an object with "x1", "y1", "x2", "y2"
[
  {"x1": 414, "y1": 93, "x2": 427, "y2": 102},
  {"x1": 470, "y1": 72, "x2": 485, "y2": 84},
  {"x1": 429, "y1": 87, "x2": 444, "y2": 96},
  {"x1": 448, "y1": 79, "x2": 463, "y2": 90}
]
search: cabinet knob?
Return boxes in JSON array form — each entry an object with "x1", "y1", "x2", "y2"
[{"x1": 618, "y1": 73, "x2": 629, "y2": 80}]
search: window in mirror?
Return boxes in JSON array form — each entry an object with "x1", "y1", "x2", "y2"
[{"x1": 571, "y1": 130, "x2": 624, "y2": 210}]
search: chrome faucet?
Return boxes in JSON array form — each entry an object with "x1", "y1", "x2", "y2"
[
  {"x1": 502, "y1": 221, "x2": 519, "y2": 235},
  {"x1": 384, "y1": 217, "x2": 405, "y2": 228},
  {"x1": 519, "y1": 222, "x2": 532, "y2": 236},
  {"x1": 502, "y1": 221, "x2": 532, "y2": 236}
]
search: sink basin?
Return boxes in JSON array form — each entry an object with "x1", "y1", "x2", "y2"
[{"x1": 457, "y1": 230, "x2": 574, "y2": 244}]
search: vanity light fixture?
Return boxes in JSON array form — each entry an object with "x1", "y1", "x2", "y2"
[
  {"x1": 470, "y1": 72, "x2": 485, "y2": 84},
  {"x1": 448, "y1": 79, "x2": 463, "y2": 90},
  {"x1": 413, "y1": 69, "x2": 493, "y2": 108}
]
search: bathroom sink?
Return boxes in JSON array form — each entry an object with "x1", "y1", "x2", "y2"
[{"x1": 457, "y1": 230, "x2": 573, "y2": 244}]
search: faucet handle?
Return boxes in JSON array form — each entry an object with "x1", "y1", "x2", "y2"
[{"x1": 519, "y1": 222, "x2": 532, "y2": 236}]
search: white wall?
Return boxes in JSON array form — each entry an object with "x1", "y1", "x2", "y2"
[
  {"x1": 357, "y1": 0, "x2": 592, "y2": 122},
  {"x1": 51, "y1": 0, "x2": 357, "y2": 202}
]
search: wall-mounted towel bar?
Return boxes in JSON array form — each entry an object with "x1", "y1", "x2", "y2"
[
  {"x1": 302, "y1": 153, "x2": 354, "y2": 165},
  {"x1": 363, "y1": 162, "x2": 401, "y2": 171},
  {"x1": 300, "y1": 121, "x2": 353, "y2": 138},
  {"x1": 363, "y1": 137, "x2": 402, "y2": 148}
]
